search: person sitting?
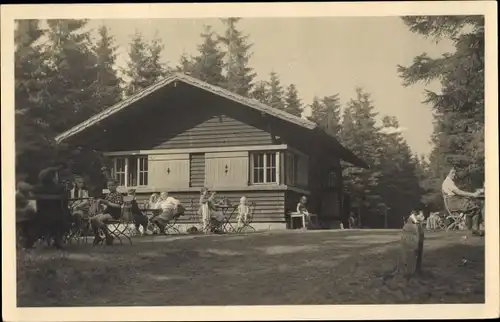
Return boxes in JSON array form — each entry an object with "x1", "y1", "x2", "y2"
[
  {"x1": 90, "y1": 178, "x2": 124, "y2": 245},
  {"x1": 150, "y1": 192, "x2": 185, "y2": 234},
  {"x1": 442, "y1": 167, "x2": 483, "y2": 235},
  {"x1": 68, "y1": 175, "x2": 91, "y2": 229},
  {"x1": 297, "y1": 195, "x2": 314, "y2": 228},
  {"x1": 127, "y1": 189, "x2": 148, "y2": 236},
  {"x1": 426, "y1": 212, "x2": 441, "y2": 231},
  {"x1": 236, "y1": 196, "x2": 250, "y2": 231}
]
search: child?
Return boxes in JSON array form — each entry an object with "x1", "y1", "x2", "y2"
[
  {"x1": 128, "y1": 189, "x2": 148, "y2": 236},
  {"x1": 297, "y1": 195, "x2": 314, "y2": 228},
  {"x1": 199, "y1": 188, "x2": 214, "y2": 232},
  {"x1": 236, "y1": 196, "x2": 250, "y2": 231}
]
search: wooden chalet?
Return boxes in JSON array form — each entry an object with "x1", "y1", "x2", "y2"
[{"x1": 55, "y1": 73, "x2": 368, "y2": 230}]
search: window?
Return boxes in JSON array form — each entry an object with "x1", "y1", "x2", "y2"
[
  {"x1": 111, "y1": 156, "x2": 148, "y2": 187},
  {"x1": 327, "y1": 170, "x2": 337, "y2": 188},
  {"x1": 250, "y1": 152, "x2": 279, "y2": 184}
]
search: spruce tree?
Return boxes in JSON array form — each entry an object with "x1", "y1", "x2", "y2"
[
  {"x1": 93, "y1": 25, "x2": 123, "y2": 110},
  {"x1": 218, "y1": 18, "x2": 256, "y2": 96},
  {"x1": 249, "y1": 80, "x2": 270, "y2": 104},
  {"x1": 377, "y1": 115, "x2": 422, "y2": 226},
  {"x1": 15, "y1": 19, "x2": 55, "y2": 181},
  {"x1": 176, "y1": 52, "x2": 195, "y2": 74},
  {"x1": 398, "y1": 15, "x2": 484, "y2": 197},
  {"x1": 43, "y1": 19, "x2": 101, "y2": 133},
  {"x1": 283, "y1": 84, "x2": 303, "y2": 117},
  {"x1": 339, "y1": 88, "x2": 385, "y2": 226},
  {"x1": 190, "y1": 25, "x2": 226, "y2": 86},
  {"x1": 267, "y1": 72, "x2": 285, "y2": 110},
  {"x1": 309, "y1": 94, "x2": 341, "y2": 135},
  {"x1": 123, "y1": 31, "x2": 168, "y2": 96}
]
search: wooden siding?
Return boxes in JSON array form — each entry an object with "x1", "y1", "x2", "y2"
[
  {"x1": 153, "y1": 114, "x2": 273, "y2": 150},
  {"x1": 205, "y1": 151, "x2": 249, "y2": 189},
  {"x1": 189, "y1": 153, "x2": 205, "y2": 187},
  {"x1": 134, "y1": 190, "x2": 286, "y2": 224}
]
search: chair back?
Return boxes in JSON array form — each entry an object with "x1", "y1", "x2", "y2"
[
  {"x1": 442, "y1": 191, "x2": 456, "y2": 217},
  {"x1": 121, "y1": 201, "x2": 133, "y2": 221}
]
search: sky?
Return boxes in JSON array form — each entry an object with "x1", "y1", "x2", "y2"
[{"x1": 84, "y1": 17, "x2": 455, "y2": 157}]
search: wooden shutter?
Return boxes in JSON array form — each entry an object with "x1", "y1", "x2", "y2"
[
  {"x1": 148, "y1": 154, "x2": 190, "y2": 189},
  {"x1": 205, "y1": 151, "x2": 249, "y2": 189},
  {"x1": 297, "y1": 155, "x2": 309, "y2": 186}
]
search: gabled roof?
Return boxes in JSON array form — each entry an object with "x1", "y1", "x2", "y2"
[
  {"x1": 55, "y1": 72, "x2": 315, "y2": 143},
  {"x1": 54, "y1": 72, "x2": 368, "y2": 169}
]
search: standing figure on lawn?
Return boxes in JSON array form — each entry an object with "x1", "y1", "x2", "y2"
[
  {"x1": 33, "y1": 166, "x2": 72, "y2": 249},
  {"x1": 90, "y1": 178, "x2": 124, "y2": 245}
]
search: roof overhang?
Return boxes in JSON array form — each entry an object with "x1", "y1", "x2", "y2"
[{"x1": 55, "y1": 72, "x2": 368, "y2": 169}]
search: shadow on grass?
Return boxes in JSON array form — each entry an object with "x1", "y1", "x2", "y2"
[
  {"x1": 17, "y1": 232, "x2": 484, "y2": 307},
  {"x1": 306, "y1": 243, "x2": 485, "y2": 305}
]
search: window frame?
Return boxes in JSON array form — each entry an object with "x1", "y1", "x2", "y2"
[
  {"x1": 111, "y1": 155, "x2": 149, "y2": 188},
  {"x1": 249, "y1": 151, "x2": 280, "y2": 185}
]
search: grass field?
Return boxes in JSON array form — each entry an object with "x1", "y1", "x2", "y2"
[{"x1": 17, "y1": 229, "x2": 485, "y2": 306}]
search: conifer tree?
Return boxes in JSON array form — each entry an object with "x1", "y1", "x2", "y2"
[
  {"x1": 283, "y1": 84, "x2": 303, "y2": 117},
  {"x1": 190, "y1": 25, "x2": 226, "y2": 86},
  {"x1": 176, "y1": 52, "x2": 196, "y2": 74},
  {"x1": 398, "y1": 15, "x2": 484, "y2": 200},
  {"x1": 15, "y1": 19, "x2": 55, "y2": 181},
  {"x1": 93, "y1": 25, "x2": 123, "y2": 109},
  {"x1": 250, "y1": 80, "x2": 270, "y2": 104},
  {"x1": 123, "y1": 31, "x2": 168, "y2": 96},
  {"x1": 218, "y1": 18, "x2": 256, "y2": 96},
  {"x1": 267, "y1": 72, "x2": 285, "y2": 110},
  {"x1": 339, "y1": 88, "x2": 385, "y2": 226},
  {"x1": 309, "y1": 94, "x2": 341, "y2": 135},
  {"x1": 42, "y1": 19, "x2": 101, "y2": 134}
]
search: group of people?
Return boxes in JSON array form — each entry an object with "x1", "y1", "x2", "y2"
[{"x1": 403, "y1": 167, "x2": 485, "y2": 236}]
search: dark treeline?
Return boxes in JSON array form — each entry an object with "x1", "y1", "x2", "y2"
[{"x1": 15, "y1": 17, "x2": 484, "y2": 227}]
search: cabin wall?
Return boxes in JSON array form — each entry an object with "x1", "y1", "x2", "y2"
[
  {"x1": 153, "y1": 114, "x2": 274, "y2": 150},
  {"x1": 134, "y1": 190, "x2": 286, "y2": 228}
]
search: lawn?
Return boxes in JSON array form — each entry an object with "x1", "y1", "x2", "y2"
[{"x1": 17, "y1": 229, "x2": 485, "y2": 306}]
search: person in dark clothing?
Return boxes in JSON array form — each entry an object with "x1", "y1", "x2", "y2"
[
  {"x1": 127, "y1": 189, "x2": 149, "y2": 235},
  {"x1": 32, "y1": 167, "x2": 71, "y2": 249}
]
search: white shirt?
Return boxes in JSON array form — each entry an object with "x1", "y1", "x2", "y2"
[
  {"x1": 159, "y1": 197, "x2": 181, "y2": 211},
  {"x1": 442, "y1": 176, "x2": 459, "y2": 196}
]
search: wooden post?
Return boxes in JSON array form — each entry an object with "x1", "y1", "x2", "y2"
[{"x1": 399, "y1": 217, "x2": 425, "y2": 277}]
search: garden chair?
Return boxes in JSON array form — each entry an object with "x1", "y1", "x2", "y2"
[
  {"x1": 163, "y1": 211, "x2": 182, "y2": 235},
  {"x1": 237, "y1": 201, "x2": 257, "y2": 233},
  {"x1": 99, "y1": 201, "x2": 134, "y2": 245},
  {"x1": 288, "y1": 211, "x2": 318, "y2": 230},
  {"x1": 443, "y1": 192, "x2": 466, "y2": 231}
]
